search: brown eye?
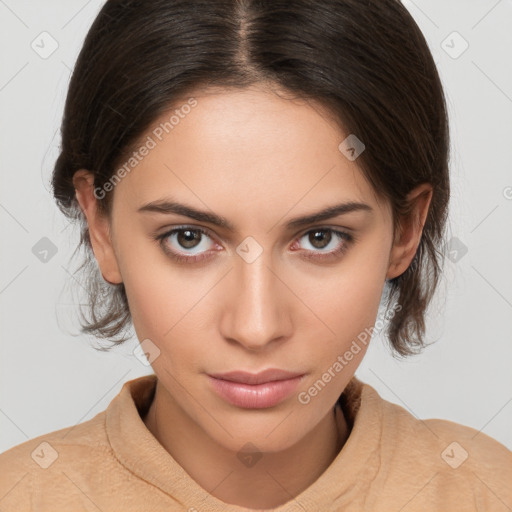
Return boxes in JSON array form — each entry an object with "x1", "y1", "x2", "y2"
[
  {"x1": 176, "y1": 229, "x2": 202, "y2": 249},
  {"x1": 294, "y1": 227, "x2": 354, "y2": 262},
  {"x1": 155, "y1": 226, "x2": 217, "y2": 263},
  {"x1": 308, "y1": 229, "x2": 333, "y2": 249}
]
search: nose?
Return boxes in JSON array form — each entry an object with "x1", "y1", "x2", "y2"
[{"x1": 220, "y1": 251, "x2": 293, "y2": 351}]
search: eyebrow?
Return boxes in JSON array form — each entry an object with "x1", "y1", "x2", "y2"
[{"x1": 137, "y1": 199, "x2": 373, "y2": 232}]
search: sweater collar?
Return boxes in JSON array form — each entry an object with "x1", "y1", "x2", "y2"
[{"x1": 106, "y1": 373, "x2": 381, "y2": 511}]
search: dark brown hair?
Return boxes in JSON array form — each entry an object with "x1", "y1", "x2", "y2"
[{"x1": 52, "y1": 0, "x2": 450, "y2": 357}]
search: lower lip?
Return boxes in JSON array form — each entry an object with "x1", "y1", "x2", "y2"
[{"x1": 207, "y1": 375, "x2": 304, "y2": 409}]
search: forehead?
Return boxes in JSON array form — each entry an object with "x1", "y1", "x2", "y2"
[{"x1": 112, "y1": 85, "x2": 388, "y2": 225}]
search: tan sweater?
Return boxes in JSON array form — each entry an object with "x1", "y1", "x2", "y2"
[{"x1": 0, "y1": 374, "x2": 510, "y2": 511}]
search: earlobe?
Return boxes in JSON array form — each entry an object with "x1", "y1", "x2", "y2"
[
  {"x1": 386, "y1": 183, "x2": 433, "y2": 281},
  {"x1": 73, "y1": 169, "x2": 123, "y2": 285}
]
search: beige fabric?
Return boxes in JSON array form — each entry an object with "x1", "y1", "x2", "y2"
[{"x1": 1, "y1": 373, "x2": 510, "y2": 511}]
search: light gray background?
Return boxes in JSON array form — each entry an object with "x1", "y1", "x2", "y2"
[{"x1": 0, "y1": 0, "x2": 511, "y2": 455}]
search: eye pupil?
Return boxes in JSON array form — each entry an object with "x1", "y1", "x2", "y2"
[
  {"x1": 310, "y1": 229, "x2": 331, "y2": 249},
  {"x1": 178, "y1": 229, "x2": 201, "y2": 248}
]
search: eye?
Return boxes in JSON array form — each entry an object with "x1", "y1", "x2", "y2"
[
  {"x1": 155, "y1": 226, "x2": 218, "y2": 263},
  {"x1": 292, "y1": 228, "x2": 353, "y2": 261},
  {"x1": 154, "y1": 226, "x2": 354, "y2": 264}
]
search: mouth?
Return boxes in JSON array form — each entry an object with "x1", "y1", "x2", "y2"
[{"x1": 207, "y1": 369, "x2": 306, "y2": 409}]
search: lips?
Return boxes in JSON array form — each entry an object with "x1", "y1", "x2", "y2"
[
  {"x1": 208, "y1": 368, "x2": 304, "y2": 385},
  {"x1": 207, "y1": 368, "x2": 305, "y2": 409}
]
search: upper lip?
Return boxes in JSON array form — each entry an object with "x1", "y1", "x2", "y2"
[{"x1": 208, "y1": 369, "x2": 304, "y2": 385}]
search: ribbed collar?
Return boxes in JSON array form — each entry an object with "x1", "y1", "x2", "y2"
[{"x1": 106, "y1": 373, "x2": 382, "y2": 511}]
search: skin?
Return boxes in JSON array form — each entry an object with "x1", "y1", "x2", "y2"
[{"x1": 73, "y1": 83, "x2": 432, "y2": 509}]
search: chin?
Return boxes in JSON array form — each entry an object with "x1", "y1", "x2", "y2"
[{"x1": 201, "y1": 407, "x2": 315, "y2": 453}]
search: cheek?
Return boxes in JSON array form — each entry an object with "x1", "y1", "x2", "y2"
[
  {"x1": 315, "y1": 247, "x2": 387, "y2": 323},
  {"x1": 119, "y1": 248, "x2": 217, "y2": 374},
  {"x1": 124, "y1": 264, "x2": 207, "y2": 339},
  {"x1": 305, "y1": 249, "x2": 388, "y2": 361},
  {"x1": 293, "y1": 264, "x2": 386, "y2": 408}
]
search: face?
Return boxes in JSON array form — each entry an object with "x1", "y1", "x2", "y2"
[{"x1": 75, "y1": 84, "x2": 427, "y2": 454}]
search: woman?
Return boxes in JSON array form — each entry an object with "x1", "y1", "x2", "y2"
[{"x1": 1, "y1": 0, "x2": 510, "y2": 510}]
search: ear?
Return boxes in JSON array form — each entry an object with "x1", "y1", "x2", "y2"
[
  {"x1": 72, "y1": 170, "x2": 123, "y2": 284},
  {"x1": 386, "y1": 183, "x2": 433, "y2": 280}
]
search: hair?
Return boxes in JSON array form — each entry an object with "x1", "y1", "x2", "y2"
[{"x1": 52, "y1": 0, "x2": 450, "y2": 357}]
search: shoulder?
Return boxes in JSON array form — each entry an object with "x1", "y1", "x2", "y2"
[
  {"x1": 0, "y1": 410, "x2": 117, "y2": 509},
  {"x1": 0, "y1": 408, "x2": 110, "y2": 466},
  {"x1": 378, "y1": 388, "x2": 512, "y2": 469},
  {"x1": 361, "y1": 382, "x2": 512, "y2": 510}
]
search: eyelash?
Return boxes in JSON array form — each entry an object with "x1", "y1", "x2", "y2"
[{"x1": 153, "y1": 225, "x2": 355, "y2": 264}]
